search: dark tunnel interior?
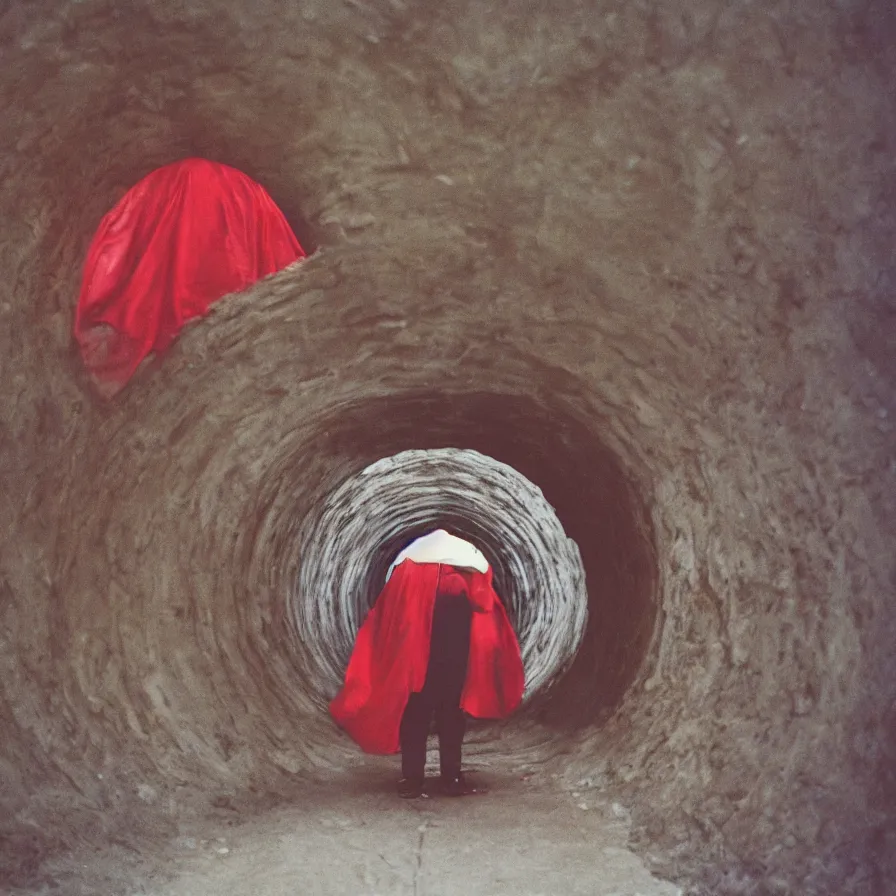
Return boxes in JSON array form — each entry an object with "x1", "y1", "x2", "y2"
[{"x1": 286, "y1": 391, "x2": 659, "y2": 724}]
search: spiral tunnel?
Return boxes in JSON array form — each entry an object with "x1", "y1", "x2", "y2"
[
  {"x1": 1, "y1": 1, "x2": 894, "y2": 894},
  {"x1": 293, "y1": 445, "x2": 594, "y2": 702}
]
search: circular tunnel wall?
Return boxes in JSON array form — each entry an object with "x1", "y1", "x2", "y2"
[
  {"x1": 292, "y1": 446, "x2": 592, "y2": 702},
  {"x1": 1, "y1": 1, "x2": 894, "y2": 895},
  {"x1": 236, "y1": 387, "x2": 659, "y2": 751}
]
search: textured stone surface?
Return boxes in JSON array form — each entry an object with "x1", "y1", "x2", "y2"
[
  {"x1": 294, "y1": 448, "x2": 591, "y2": 698},
  {"x1": 0, "y1": 0, "x2": 894, "y2": 893}
]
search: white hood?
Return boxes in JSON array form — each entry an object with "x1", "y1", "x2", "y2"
[{"x1": 385, "y1": 528, "x2": 489, "y2": 581}]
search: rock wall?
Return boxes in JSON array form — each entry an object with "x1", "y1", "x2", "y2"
[{"x1": 0, "y1": 0, "x2": 894, "y2": 892}]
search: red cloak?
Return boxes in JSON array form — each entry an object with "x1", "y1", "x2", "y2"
[
  {"x1": 330, "y1": 560, "x2": 525, "y2": 754},
  {"x1": 74, "y1": 157, "x2": 305, "y2": 395}
]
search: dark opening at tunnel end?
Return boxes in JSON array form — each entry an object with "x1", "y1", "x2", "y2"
[{"x1": 274, "y1": 390, "x2": 661, "y2": 731}]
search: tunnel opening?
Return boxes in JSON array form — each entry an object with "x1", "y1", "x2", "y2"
[
  {"x1": 252, "y1": 389, "x2": 660, "y2": 744},
  {"x1": 292, "y1": 446, "x2": 590, "y2": 708}
]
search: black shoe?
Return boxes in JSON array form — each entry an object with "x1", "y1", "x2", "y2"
[
  {"x1": 439, "y1": 773, "x2": 485, "y2": 797},
  {"x1": 397, "y1": 777, "x2": 425, "y2": 799}
]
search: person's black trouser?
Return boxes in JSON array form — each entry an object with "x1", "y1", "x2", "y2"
[{"x1": 399, "y1": 589, "x2": 471, "y2": 781}]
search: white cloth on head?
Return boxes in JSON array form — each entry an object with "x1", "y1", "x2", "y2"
[{"x1": 385, "y1": 528, "x2": 490, "y2": 581}]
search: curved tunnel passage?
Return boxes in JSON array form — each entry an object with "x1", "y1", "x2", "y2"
[
  {"x1": 1, "y1": 1, "x2": 895, "y2": 894},
  {"x1": 293, "y1": 446, "x2": 593, "y2": 703},
  {"x1": 267, "y1": 395, "x2": 658, "y2": 728}
]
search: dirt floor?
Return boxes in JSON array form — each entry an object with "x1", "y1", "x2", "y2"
[{"x1": 19, "y1": 761, "x2": 682, "y2": 896}]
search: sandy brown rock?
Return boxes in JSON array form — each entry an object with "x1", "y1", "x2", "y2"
[{"x1": 1, "y1": 0, "x2": 894, "y2": 893}]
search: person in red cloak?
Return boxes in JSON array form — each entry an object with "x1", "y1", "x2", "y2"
[{"x1": 330, "y1": 529, "x2": 525, "y2": 798}]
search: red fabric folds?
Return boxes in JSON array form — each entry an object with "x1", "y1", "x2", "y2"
[
  {"x1": 330, "y1": 560, "x2": 525, "y2": 754},
  {"x1": 74, "y1": 158, "x2": 305, "y2": 395}
]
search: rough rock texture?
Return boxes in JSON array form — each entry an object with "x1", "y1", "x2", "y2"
[
  {"x1": 294, "y1": 448, "x2": 592, "y2": 698},
  {"x1": 0, "y1": 0, "x2": 894, "y2": 893}
]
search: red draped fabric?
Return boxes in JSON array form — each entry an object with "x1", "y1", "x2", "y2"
[
  {"x1": 74, "y1": 158, "x2": 305, "y2": 395},
  {"x1": 330, "y1": 560, "x2": 525, "y2": 754}
]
